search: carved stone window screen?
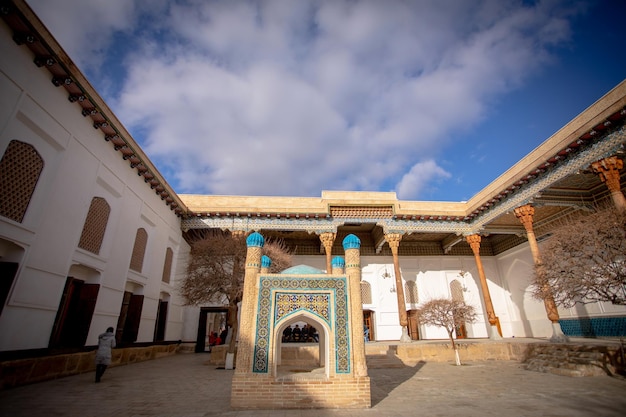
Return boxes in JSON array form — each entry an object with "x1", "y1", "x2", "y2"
[
  {"x1": 450, "y1": 280, "x2": 464, "y2": 302},
  {"x1": 78, "y1": 197, "x2": 110, "y2": 254},
  {"x1": 361, "y1": 281, "x2": 372, "y2": 304},
  {"x1": 405, "y1": 281, "x2": 419, "y2": 304},
  {"x1": 129, "y1": 228, "x2": 148, "y2": 272},
  {"x1": 161, "y1": 247, "x2": 173, "y2": 283},
  {"x1": 0, "y1": 140, "x2": 44, "y2": 223}
]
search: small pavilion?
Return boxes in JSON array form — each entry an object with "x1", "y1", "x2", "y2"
[{"x1": 231, "y1": 232, "x2": 371, "y2": 409}]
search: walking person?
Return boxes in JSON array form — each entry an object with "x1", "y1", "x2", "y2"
[{"x1": 95, "y1": 327, "x2": 116, "y2": 383}]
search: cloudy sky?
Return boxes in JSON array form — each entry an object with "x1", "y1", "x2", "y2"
[{"x1": 26, "y1": 0, "x2": 626, "y2": 201}]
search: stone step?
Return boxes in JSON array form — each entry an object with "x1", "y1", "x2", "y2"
[{"x1": 521, "y1": 344, "x2": 617, "y2": 377}]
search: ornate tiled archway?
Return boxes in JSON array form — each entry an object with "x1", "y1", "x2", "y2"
[{"x1": 231, "y1": 233, "x2": 371, "y2": 409}]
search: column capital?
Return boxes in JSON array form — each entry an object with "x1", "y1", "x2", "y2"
[
  {"x1": 384, "y1": 233, "x2": 403, "y2": 250},
  {"x1": 591, "y1": 156, "x2": 623, "y2": 190},
  {"x1": 319, "y1": 232, "x2": 336, "y2": 247},
  {"x1": 320, "y1": 232, "x2": 336, "y2": 272},
  {"x1": 514, "y1": 204, "x2": 535, "y2": 232},
  {"x1": 465, "y1": 233, "x2": 481, "y2": 254},
  {"x1": 591, "y1": 156, "x2": 626, "y2": 211}
]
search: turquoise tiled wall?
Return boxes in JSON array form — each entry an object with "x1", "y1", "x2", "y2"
[{"x1": 559, "y1": 316, "x2": 626, "y2": 337}]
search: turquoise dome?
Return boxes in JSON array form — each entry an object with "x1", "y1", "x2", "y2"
[
  {"x1": 342, "y1": 234, "x2": 361, "y2": 250},
  {"x1": 331, "y1": 256, "x2": 345, "y2": 268},
  {"x1": 261, "y1": 255, "x2": 272, "y2": 268},
  {"x1": 246, "y1": 232, "x2": 265, "y2": 248},
  {"x1": 281, "y1": 265, "x2": 325, "y2": 274}
]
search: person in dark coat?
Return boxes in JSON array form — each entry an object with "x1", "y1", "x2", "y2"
[
  {"x1": 95, "y1": 327, "x2": 116, "y2": 382},
  {"x1": 283, "y1": 325, "x2": 292, "y2": 342},
  {"x1": 292, "y1": 324, "x2": 301, "y2": 342},
  {"x1": 309, "y1": 325, "x2": 319, "y2": 342},
  {"x1": 219, "y1": 328, "x2": 228, "y2": 344}
]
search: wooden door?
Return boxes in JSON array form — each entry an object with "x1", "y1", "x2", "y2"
[
  {"x1": 363, "y1": 310, "x2": 374, "y2": 341},
  {"x1": 154, "y1": 300, "x2": 168, "y2": 341},
  {"x1": 73, "y1": 283, "x2": 99, "y2": 346},
  {"x1": 0, "y1": 262, "x2": 18, "y2": 316},
  {"x1": 49, "y1": 278, "x2": 99, "y2": 348},
  {"x1": 122, "y1": 294, "x2": 144, "y2": 344},
  {"x1": 455, "y1": 323, "x2": 467, "y2": 339},
  {"x1": 407, "y1": 310, "x2": 420, "y2": 340}
]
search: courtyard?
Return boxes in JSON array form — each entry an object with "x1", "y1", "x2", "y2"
[{"x1": 0, "y1": 347, "x2": 624, "y2": 417}]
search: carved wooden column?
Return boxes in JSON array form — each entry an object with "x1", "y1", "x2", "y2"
[
  {"x1": 343, "y1": 235, "x2": 368, "y2": 377},
  {"x1": 591, "y1": 156, "x2": 626, "y2": 211},
  {"x1": 319, "y1": 232, "x2": 336, "y2": 273},
  {"x1": 385, "y1": 233, "x2": 411, "y2": 342},
  {"x1": 466, "y1": 234, "x2": 502, "y2": 339},
  {"x1": 514, "y1": 204, "x2": 568, "y2": 342},
  {"x1": 233, "y1": 232, "x2": 264, "y2": 374}
]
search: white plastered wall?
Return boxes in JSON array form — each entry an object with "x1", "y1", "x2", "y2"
[
  {"x1": 0, "y1": 21, "x2": 190, "y2": 351},
  {"x1": 293, "y1": 239, "x2": 626, "y2": 342}
]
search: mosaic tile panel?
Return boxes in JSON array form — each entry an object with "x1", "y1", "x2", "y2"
[
  {"x1": 560, "y1": 316, "x2": 626, "y2": 337},
  {"x1": 275, "y1": 293, "x2": 330, "y2": 324},
  {"x1": 253, "y1": 276, "x2": 351, "y2": 375}
]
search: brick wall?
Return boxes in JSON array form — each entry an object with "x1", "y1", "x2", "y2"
[{"x1": 231, "y1": 374, "x2": 371, "y2": 409}]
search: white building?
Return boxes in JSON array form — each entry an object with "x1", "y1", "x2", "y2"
[{"x1": 1, "y1": 0, "x2": 625, "y2": 362}]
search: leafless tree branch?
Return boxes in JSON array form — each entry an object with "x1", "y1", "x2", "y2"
[{"x1": 532, "y1": 208, "x2": 626, "y2": 307}]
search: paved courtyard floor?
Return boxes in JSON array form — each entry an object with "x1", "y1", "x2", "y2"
[{"x1": 1, "y1": 352, "x2": 625, "y2": 417}]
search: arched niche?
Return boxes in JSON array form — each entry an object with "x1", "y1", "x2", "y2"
[
  {"x1": 0, "y1": 238, "x2": 26, "y2": 262},
  {"x1": 68, "y1": 263, "x2": 101, "y2": 284},
  {"x1": 0, "y1": 239, "x2": 26, "y2": 314},
  {"x1": 273, "y1": 311, "x2": 331, "y2": 379}
]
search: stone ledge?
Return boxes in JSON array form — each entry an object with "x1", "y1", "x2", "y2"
[
  {"x1": 0, "y1": 344, "x2": 179, "y2": 390},
  {"x1": 521, "y1": 343, "x2": 623, "y2": 377}
]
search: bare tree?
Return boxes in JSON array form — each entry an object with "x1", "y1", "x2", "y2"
[
  {"x1": 414, "y1": 298, "x2": 477, "y2": 366},
  {"x1": 532, "y1": 208, "x2": 626, "y2": 307},
  {"x1": 180, "y1": 231, "x2": 292, "y2": 354}
]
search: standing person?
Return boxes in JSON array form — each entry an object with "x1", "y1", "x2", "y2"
[
  {"x1": 95, "y1": 327, "x2": 116, "y2": 383},
  {"x1": 309, "y1": 325, "x2": 319, "y2": 342}
]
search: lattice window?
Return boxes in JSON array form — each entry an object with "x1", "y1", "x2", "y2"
[
  {"x1": 129, "y1": 228, "x2": 148, "y2": 272},
  {"x1": 161, "y1": 247, "x2": 173, "y2": 283},
  {"x1": 0, "y1": 140, "x2": 44, "y2": 223},
  {"x1": 78, "y1": 197, "x2": 110, "y2": 254},
  {"x1": 360, "y1": 281, "x2": 372, "y2": 304},
  {"x1": 450, "y1": 280, "x2": 464, "y2": 302},
  {"x1": 405, "y1": 281, "x2": 419, "y2": 304}
]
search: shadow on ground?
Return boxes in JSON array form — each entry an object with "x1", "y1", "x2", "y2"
[{"x1": 368, "y1": 358, "x2": 426, "y2": 406}]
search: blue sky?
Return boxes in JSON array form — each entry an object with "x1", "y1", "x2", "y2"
[{"x1": 27, "y1": 0, "x2": 626, "y2": 201}]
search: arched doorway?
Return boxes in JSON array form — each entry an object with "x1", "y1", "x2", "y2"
[{"x1": 274, "y1": 312, "x2": 329, "y2": 379}]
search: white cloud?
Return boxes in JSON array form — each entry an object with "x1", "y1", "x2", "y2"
[
  {"x1": 26, "y1": 0, "x2": 144, "y2": 70},
  {"x1": 396, "y1": 160, "x2": 452, "y2": 200},
  {"x1": 27, "y1": 0, "x2": 577, "y2": 198}
]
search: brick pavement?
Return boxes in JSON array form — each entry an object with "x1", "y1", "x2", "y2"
[{"x1": 1, "y1": 351, "x2": 625, "y2": 417}]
